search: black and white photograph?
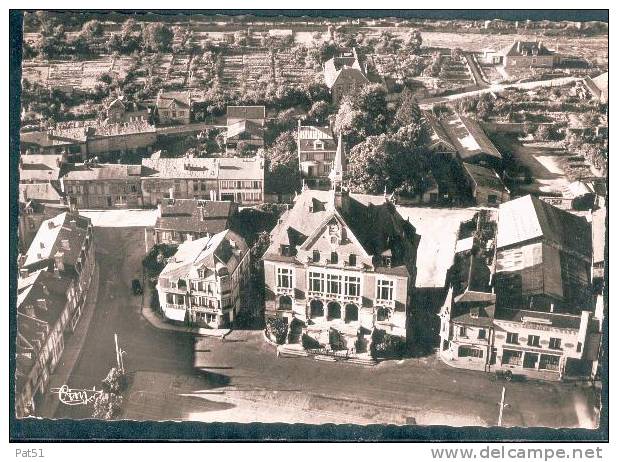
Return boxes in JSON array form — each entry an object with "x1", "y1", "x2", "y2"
[{"x1": 6, "y1": 4, "x2": 610, "y2": 449}]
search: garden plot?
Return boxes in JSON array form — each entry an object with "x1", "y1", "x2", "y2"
[
  {"x1": 437, "y1": 55, "x2": 475, "y2": 90},
  {"x1": 274, "y1": 51, "x2": 311, "y2": 85},
  {"x1": 219, "y1": 51, "x2": 275, "y2": 92}
]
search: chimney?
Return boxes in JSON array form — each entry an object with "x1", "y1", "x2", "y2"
[
  {"x1": 47, "y1": 220, "x2": 55, "y2": 229},
  {"x1": 19, "y1": 268, "x2": 29, "y2": 278},
  {"x1": 61, "y1": 239, "x2": 70, "y2": 251},
  {"x1": 54, "y1": 251, "x2": 65, "y2": 272},
  {"x1": 36, "y1": 299, "x2": 48, "y2": 312},
  {"x1": 516, "y1": 41, "x2": 521, "y2": 53},
  {"x1": 69, "y1": 219, "x2": 77, "y2": 228}
]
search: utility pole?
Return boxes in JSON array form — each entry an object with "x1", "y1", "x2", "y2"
[
  {"x1": 114, "y1": 333, "x2": 121, "y2": 371},
  {"x1": 497, "y1": 386, "x2": 510, "y2": 426}
]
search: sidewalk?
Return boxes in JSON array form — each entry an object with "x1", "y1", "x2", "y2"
[
  {"x1": 38, "y1": 263, "x2": 100, "y2": 419},
  {"x1": 140, "y1": 286, "x2": 230, "y2": 339}
]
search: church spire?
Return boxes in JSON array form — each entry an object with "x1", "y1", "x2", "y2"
[{"x1": 329, "y1": 132, "x2": 345, "y2": 188}]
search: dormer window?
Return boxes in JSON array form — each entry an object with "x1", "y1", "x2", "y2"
[
  {"x1": 281, "y1": 245, "x2": 291, "y2": 256},
  {"x1": 330, "y1": 252, "x2": 338, "y2": 264},
  {"x1": 348, "y1": 254, "x2": 357, "y2": 266},
  {"x1": 382, "y1": 256, "x2": 392, "y2": 268},
  {"x1": 314, "y1": 140, "x2": 325, "y2": 150},
  {"x1": 312, "y1": 250, "x2": 320, "y2": 263}
]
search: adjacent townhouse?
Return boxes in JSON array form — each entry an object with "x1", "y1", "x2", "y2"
[
  {"x1": 156, "y1": 90, "x2": 192, "y2": 125},
  {"x1": 224, "y1": 106, "x2": 266, "y2": 155},
  {"x1": 263, "y1": 183, "x2": 419, "y2": 357},
  {"x1": 492, "y1": 195, "x2": 598, "y2": 380},
  {"x1": 141, "y1": 153, "x2": 219, "y2": 206},
  {"x1": 20, "y1": 120, "x2": 156, "y2": 163},
  {"x1": 156, "y1": 230, "x2": 250, "y2": 328},
  {"x1": 60, "y1": 162, "x2": 143, "y2": 208},
  {"x1": 323, "y1": 48, "x2": 369, "y2": 104},
  {"x1": 217, "y1": 156, "x2": 265, "y2": 205},
  {"x1": 439, "y1": 196, "x2": 600, "y2": 380},
  {"x1": 16, "y1": 211, "x2": 96, "y2": 417},
  {"x1": 105, "y1": 97, "x2": 150, "y2": 124},
  {"x1": 18, "y1": 195, "x2": 68, "y2": 254},
  {"x1": 152, "y1": 198, "x2": 237, "y2": 246},
  {"x1": 297, "y1": 123, "x2": 338, "y2": 189},
  {"x1": 462, "y1": 163, "x2": 510, "y2": 207}
]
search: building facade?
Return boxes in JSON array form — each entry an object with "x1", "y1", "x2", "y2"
[
  {"x1": 217, "y1": 156, "x2": 264, "y2": 205},
  {"x1": 156, "y1": 90, "x2": 192, "y2": 125},
  {"x1": 60, "y1": 163, "x2": 143, "y2": 208},
  {"x1": 16, "y1": 211, "x2": 96, "y2": 417},
  {"x1": 297, "y1": 123, "x2": 338, "y2": 188},
  {"x1": 153, "y1": 198, "x2": 237, "y2": 246},
  {"x1": 141, "y1": 154, "x2": 219, "y2": 207},
  {"x1": 323, "y1": 48, "x2": 369, "y2": 104},
  {"x1": 156, "y1": 230, "x2": 250, "y2": 328},
  {"x1": 263, "y1": 186, "x2": 418, "y2": 355}
]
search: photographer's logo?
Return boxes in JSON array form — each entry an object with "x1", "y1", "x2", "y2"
[{"x1": 50, "y1": 385, "x2": 103, "y2": 406}]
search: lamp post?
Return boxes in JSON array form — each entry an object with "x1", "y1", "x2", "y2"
[{"x1": 497, "y1": 386, "x2": 510, "y2": 426}]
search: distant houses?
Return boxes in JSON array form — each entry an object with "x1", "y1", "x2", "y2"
[
  {"x1": 296, "y1": 123, "x2": 339, "y2": 189},
  {"x1": 323, "y1": 47, "x2": 369, "y2": 104},
  {"x1": 481, "y1": 40, "x2": 560, "y2": 68},
  {"x1": 423, "y1": 111, "x2": 509, "y2": 207},
  {"x1": 156, "y1": 90, "x2": 193, "y2": 125},
  {"x1": 224, "y1": 106, "x2": 266, "y2": 155}
]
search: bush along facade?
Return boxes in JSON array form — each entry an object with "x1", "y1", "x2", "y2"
[{"x1": 265, "y1": 317, "x2": 288, "y2": 344}]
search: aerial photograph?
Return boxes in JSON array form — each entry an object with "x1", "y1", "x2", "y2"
[{"x1": 10, "y1": 9, "x2": 607, "y2": 440}]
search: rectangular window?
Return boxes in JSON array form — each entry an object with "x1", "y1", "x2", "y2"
[
  {"x1": 502, "y1": 349, "x2": 522, "y2": 366},
  {"x1": 539, "y1": 354, "x2": 560, "y2": 371},
  {"x1": 377, "y1": 279, "x2": 394, "y2": 301},
  {"x1": 348, "y1": 254, "x2": 357, "y2": 266},
  {"x1": 459, "y1": 326, "x2": 467, "y2": 337},
  {"x1": 312, "y1": 250, "x2": 320, "y2": 263},
  {"x1": 459, "y1": 347, "x2": 483, "y2": 358},
  {"x1": 478, "y1": 329, "x2": 486, "y2": 340},
  {"x1": 327, "y1": 274, "x2": 341, "y2": 295},
  {"x1": 277, "y1": 268, "x2": 293, "y2": 289},
  {"x1": 549, "y1": 338, "x2": 562, "y2": 350},
  {"x1": 506, "y1": 332, "x2": 519, "y2": 344},
  {"x1": 345, "y1": 276, "x2": 360, "y2": 297},
  {"x1": 309, "y1": 272, "x2": 324, "y2": 293},
  {"x1": 527, "y1": 335, "x2": 541, "y2": 347}
]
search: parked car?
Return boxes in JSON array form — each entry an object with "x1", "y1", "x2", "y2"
[{"x1": 131, "y1": 279, "x2": 143, "y2": 295}]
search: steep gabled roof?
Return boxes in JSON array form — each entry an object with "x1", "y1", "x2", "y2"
[
  {"x1": 496, "y1": 195, "x2": 592, "y2": 259},
  {"x1": 463, "y1": 162, "x2": 509, "y2": 192}
]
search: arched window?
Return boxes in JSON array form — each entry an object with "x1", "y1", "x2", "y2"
[
  {"x1": 327, "y1": 301, "x2": 341, "y2": 320},
  {"x1": 310, "y1": 299, "x2": 324, "y2": 318},
  {"x1": 376, "y1": 306, "x2": 390, "y2": 322},
  {"x1": 279, "y1": 295, "x2": 292, "y2": 311},
  {"x1": 345, "y1": 304, "x2": 358, "y2": 323}
]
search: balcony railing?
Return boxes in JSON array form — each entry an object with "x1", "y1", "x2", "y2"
[
  {"x1": 306, "y1": 290, "x2": 361, "y2": 305},
  {"x1": 275, "y1": 286, "x2": 294, "y2": 296},
  {"x1": 375, "y1": 298, "x2": 395, "y2": 308}
]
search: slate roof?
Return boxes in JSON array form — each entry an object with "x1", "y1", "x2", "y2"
[
  {"x1": 157, "y1": 90, "x2": 192, "y2": 109},
  {"x1": 498, "y1": 41, "x2": 554, "y2": 57},
  {"x1": 323, "y1": 48, "x2": 368, "y2": 89},
  {"x1": 159, "y1": 229, "x2": 248, "y2": 281},
  {"x1": 23, "y1": 211, "x2": 91, "y2": 271},
  {"x1": 218, "y1": 156, "x2": 264, "y2": 180},
  {"x1": 496, "y1": 195, "x2": 592, "y2": 259},
  {"x1": 141, "y1": 157, "x2": 219, "y2": 180},
  {"x1": 226, "y1": 119, "x2": 264, "y2": 140},
  {"x1": 19, "y1": 183, "x2": 65, "y2": 205},
  {"x1": 463, "y1": 162, "x2": 509, "y2": 192},
  {"x1": 265, "y1": 189, "x2": 416, "y2": 276},
  {"x1": 62, "y1": 163, "x2": 142, "y2": 181},
  {"x1": 155, "y1": 199, "x2": 234, "y2": 235},
  {"x1": 297, "y1": 125, "x2": 337, "y2": 151},
  {"x1": 440, "y1": 114, "x2": 502, "y2": 162},
  {"x1": 494, "y1": 307, "x2": 582, "y2": 330}
]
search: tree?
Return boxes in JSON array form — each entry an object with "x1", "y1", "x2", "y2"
[
  {"x1": 263, "y1": 131, "x2": 301, "y2": 195},
  {"x1": 345, "y1": 134, "x2": 429, "y2": 196},
  {"x1": 405, "y1": 29, "x2": 423, "y2": 54},
  {"x1": 143, "y1": 23, "x2": 174, "y2": 52},
  {"x1": 81, "y1": 20, "x2": 104, "y2": 40},
  {"x1": 92, "y1": 392, "x2": 123, "y2": 420},
  {"x1": 306, "y1": 100, "x2": 330, "y2": 125},
  {"x1": 394, "y1": 88, "x2": 422, "y2": 128}
]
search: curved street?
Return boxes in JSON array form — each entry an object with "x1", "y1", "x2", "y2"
[{"x1": 52, "y1": 217, "x2": 598, "y2": 427}]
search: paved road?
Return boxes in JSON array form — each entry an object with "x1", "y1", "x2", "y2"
[{"x1": 55, "y1": 222, "x2": 598, "y2": 427}]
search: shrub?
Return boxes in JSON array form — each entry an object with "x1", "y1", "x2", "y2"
[
  {"x1": 302, "y1": 333, "x2": 321, "y2": 350},
  {"x1": 265, "y1": 317, "x2": 288, "y2": 344},
  {"x1": 92, "y1": 392, "x2": 123, "y2": 420},
  {"x1": 370, "y1": 329, "x2": 406, "y2": 359},
  {"x1": 142, "y1": 244, "x2": 178, "y2": 277},
  {"x1": 101, "y1": 367, "x2": 127, "y2": 394}
]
